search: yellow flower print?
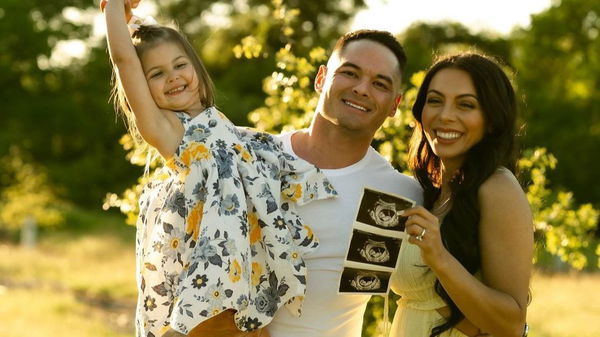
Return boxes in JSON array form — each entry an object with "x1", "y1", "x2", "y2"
[
  {"x1": 283, "y1": 183, "x2": 303, "y2": 202},
  {"x1": 179, "y1": 168, "x2": 190, "y2": 181},
  {"x1": 251, "y1": 262, "x2": 262, "y2": 286},
  {"x1": 303, "y1": 224, "x2": 314, "y2": 240},
  {"x1": 186, "y1": 201, "x2": 204, "y2": 241},
  {"x1": 169, "y1": 237, "x2": 181, "y2": 249},
  {"x1": 241, "y1": 149, "x2": 252, "y2": 162},
  {"x1": 180, "y1": 146, "x2": 193, "y2": 167},
  {"x1": 229, "y1": 259, "x2": 242, "y2": 283},
  {"x1": 248, "y1": 212, "x2": 261, "y2": 244},
  {"x1": 233, "y1": 143, "x2": 253, "y2": 162},
  {"x1": 165, "y1": 158, "x2": 178, "y2": 172},
  {"x1": 181, "y1": 143, "x2": 211, "y2": 167}
]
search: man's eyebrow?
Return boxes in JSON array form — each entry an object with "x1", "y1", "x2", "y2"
[{"x1": 339, "y1": 61, "x2": 394, "y2": 85}]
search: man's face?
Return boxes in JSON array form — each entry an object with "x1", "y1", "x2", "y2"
[{"x1": 314, "y1": 39, "x2": 402, "y2": 137}]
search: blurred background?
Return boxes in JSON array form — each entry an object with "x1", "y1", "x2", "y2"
[{"x1": 0, "y1": 0, "x2": 599, "y2": 336}]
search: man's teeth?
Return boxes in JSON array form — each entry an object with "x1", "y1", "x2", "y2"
[
  {"x1": 344, "y1": 100, "x2": 368, "y2": 112},
  {"x1": 167, "y1": 86, "x2": 185, "y2": 95},
  {"x1": 436, "y1": 131, "x2": 461, "y2": 140}
]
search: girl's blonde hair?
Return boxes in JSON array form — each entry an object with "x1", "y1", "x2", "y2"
[{"x1": 110, "y1": 24, "x2": 216, "y2": 145}]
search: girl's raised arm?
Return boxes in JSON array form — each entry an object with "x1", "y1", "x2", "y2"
[{"x1": 104, "y1": 0, "x2": 182, "y2": 158}]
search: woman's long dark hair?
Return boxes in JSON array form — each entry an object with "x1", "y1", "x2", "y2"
[{"x1": 408, "y1": 53, "x2": 519, "y2": 336}]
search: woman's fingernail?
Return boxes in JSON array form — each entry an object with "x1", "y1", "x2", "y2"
[{"x1": 397, "y1": 210, "x2": 405, "y2": 216}]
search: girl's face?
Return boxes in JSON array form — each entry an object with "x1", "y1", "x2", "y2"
[
  {"x1": 140, "y1": 42, "x2": 204, "y2": 113},
  {"x1": 421, "y1": 68, "x2": 486, "y2": 169}
]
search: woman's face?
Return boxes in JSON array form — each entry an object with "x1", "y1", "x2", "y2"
[{"x1": 421, "y1": 68, "x2": 486, "y2": 169}]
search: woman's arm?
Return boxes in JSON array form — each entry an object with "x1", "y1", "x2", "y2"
[
  {"x1": 404, "y1": 170, "x2": 533, "y2": 337},
  {"x1": 104, "y1": 0, "x2": 182, "y2": 158}
]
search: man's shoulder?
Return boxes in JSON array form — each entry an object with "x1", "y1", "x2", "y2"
[
  {"x1": 364, "y1": 148, "x2": 410, "y2": 177},
  {"x1": 274, "y1": 130, "x2": 296, "y2": 153},
  {"x1": 362, "y1": 148, "x2": 423, "y2": 203}
]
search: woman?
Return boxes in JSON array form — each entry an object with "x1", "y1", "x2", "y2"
[{"x1": 390, "y1": 53, "x2": 533, "y2": 337}]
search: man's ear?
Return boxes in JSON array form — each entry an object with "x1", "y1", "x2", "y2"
[
  {"x1": 390, "y1": 93, "x2": 403, "y2": 116},
  {"x1": 314, "y1": 65, "x2": 327, "y2": 93}
]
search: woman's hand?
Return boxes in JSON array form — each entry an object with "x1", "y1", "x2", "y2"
[{"x1": 402, "y1": 206, "x2": 451, "y2": 270}]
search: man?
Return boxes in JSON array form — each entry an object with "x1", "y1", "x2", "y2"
[
  {"x1": 107, "y1": 1, "x2": 421, "y2": 331},
  {"x1": 267, "y1": 30, "x2": 423, "y2": 337}
]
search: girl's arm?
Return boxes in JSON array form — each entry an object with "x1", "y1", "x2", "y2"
[
  {"x1": 404, "y1": 170, "x2": 533, "y2": 337},
  {"x1": 104, "y1": 0, "x2": 183, "y2": 158}
]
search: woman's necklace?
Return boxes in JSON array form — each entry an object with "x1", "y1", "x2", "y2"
[{"x1": 432, "y1": 191, "x2": 452, "y2": 217}]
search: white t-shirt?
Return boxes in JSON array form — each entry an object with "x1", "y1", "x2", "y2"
[{"x1": 267, "y1": 132, "x2": 423, "y2": 337}]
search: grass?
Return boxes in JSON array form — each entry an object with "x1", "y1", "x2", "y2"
[
  {"x1": 528, "y1": 272, "x2": 600, "y2": 337},
  {"x1": 0, "y1": 208, "x2": 137, "y2": 337},
  {"x1": 0, "y1": 208, "x2": 599, "y2": 337}
]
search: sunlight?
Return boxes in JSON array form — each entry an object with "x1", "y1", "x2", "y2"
[
  {"x1": 40, "y1": 40, "x2": 88, "y2": 69},
  {"x1": 352, "y1": 0, "x2": 553, "y2": 35},
  {"x1": 93, "y1": 1, "x2": 157, "y2": 36}
]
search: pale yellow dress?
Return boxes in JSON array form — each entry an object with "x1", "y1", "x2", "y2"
[{"x1": 389, "y1": 241, "x2": 467, "y2": 337}]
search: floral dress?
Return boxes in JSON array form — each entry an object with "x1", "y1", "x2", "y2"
[{"x1": 135, "y1": 107, "x2": 337, "y2": 337}]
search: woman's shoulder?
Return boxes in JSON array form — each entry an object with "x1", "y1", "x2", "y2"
[
  {"x1": 479, "y1": 167, "x2": 521, "y2": 193},
  {"x1": 478, "y1": 166, "x2": 529, "y2": 212}
]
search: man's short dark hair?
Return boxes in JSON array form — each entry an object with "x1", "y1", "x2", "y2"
[{"x1": 332, "y1": 29, "x2": 407, "y2": 75}]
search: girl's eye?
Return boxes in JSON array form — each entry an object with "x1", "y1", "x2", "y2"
[
  {"x1": 175, "y1": 63, "x2": 187, "y2": 69},
  {"x1": 150, "y1": 72, "x2": 163, "y2": 79},
  {"x1": 341, "y1": 70, "x2": 357, "y2": 77}
]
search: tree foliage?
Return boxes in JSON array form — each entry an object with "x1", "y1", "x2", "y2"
[
  {"x1": 0, "y1": 147, "x2": 65, "y2": 231},
  {"x1": 0, "y1": 0, "x2": 140, "y2": 207},
  {"x1": 2, "y1": 0, "x2": 593, "y2": 333},
  {"x1": 511, "y1": 0, "x2": 600, "y2": 204},
  {"x1": 104, "y1": 0, "x2": 599, "y2": 271}
]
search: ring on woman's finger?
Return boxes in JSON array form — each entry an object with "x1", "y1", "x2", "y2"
[{"x1": 415, "y1": 228, "x2": 426, "y2": 241}]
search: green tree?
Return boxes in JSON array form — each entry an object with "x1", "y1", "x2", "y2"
[
  {"x1": 152, "y1": 0, "x2": 368, "y2": 126},
  {"x1": 103, "y1": 2, "x2": 599, "y2": 334},
  {"x1": 399, "y1": 22, "x2": 511, "y2": 81},
  {"x1": 0, "y1": 147, "x2": 65, "y2": 235},
  {"x1": 511, "y1": 0, "x2": 600, "y2": 205},
  {"x1": 107, "y1": 0, "x2": 599, "y2": 275},
  {"x1": 0, "y1": 0, "x2": 140, "y2": 207}
]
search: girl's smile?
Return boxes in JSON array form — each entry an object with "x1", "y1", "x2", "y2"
[{"x1": 140, "y1": 42, "x2": 204, "y2": 115}]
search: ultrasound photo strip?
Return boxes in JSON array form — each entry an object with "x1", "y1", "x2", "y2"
[
  {"x1": 346, "y1": 229, "x2": 403, "y2": 271},
  {"x1": 338, "y1": 266, "x2": 392, "y2": 295},
  {"x1": 354, "y1": 187, "x2": 416, "y2": 235},
  {"x1": 338, "y1": 187, "x2": 417, "y2": 295}
]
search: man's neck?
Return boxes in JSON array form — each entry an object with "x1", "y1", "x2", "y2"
[{"x1": 290, "y1": 121, "x2": 374, "y2": 169}]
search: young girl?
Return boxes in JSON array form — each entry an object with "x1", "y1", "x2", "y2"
[{"x1": 102, "y1": 1, "x2": 337, "y2": 336}]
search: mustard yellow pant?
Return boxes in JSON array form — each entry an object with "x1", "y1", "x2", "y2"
[{"x1": 187, "y1": 310, "x2": 270, "y2": 337}]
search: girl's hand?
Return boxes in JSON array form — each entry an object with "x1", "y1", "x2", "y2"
[
  {"x1": 402, "y1": 206, "x2": 450, "y2": 269},
  {"x1": 100, "y1": 0, "x2": 141, "y2": 22}
]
